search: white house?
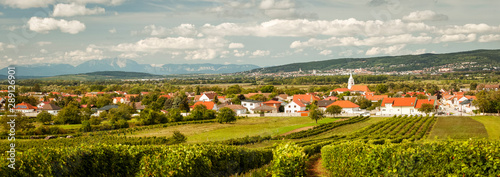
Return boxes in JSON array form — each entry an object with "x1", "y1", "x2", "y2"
[
  {"x1": 241, "y1": 100, "x2": 263, "y2": 114},
  {"x1": 39, "y1": 103, "x2": 62, "y2": 115},
  {"x1": 379, "y1": 97, "x2": 418, "y2": 115},
  {"x1": 223, "y1": 104, "x2": 248, "y2": 115},
  {"x1": 198, "y1": 92, "x2": 218, "y2": 102},
  {"x1": 284, "y1": 100, "x2": 307, "y2": 113},
  {"x1": 37, "y1": 101, "x2": 51, "y2": 109},
  {"x1": 12, "y1": 102, "x2": 37, "y2": 113},
  {"x1": 327, "y1": 100, "x2": 361, "y2": 114}
]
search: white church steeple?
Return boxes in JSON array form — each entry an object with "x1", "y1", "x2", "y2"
[{"x1": 348, "y1": 72, "x2": 355, "y2": 89}]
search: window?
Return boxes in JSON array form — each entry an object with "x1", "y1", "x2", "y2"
[
  {"x1": 243, "y1": 103, "x2": 246, "y2": 106},
  {"x1": 250, "y1": 103, "x2": 253, "y2": 106},
  {"x1": 294, "y1": 106, "x2": 296, "y2": 108},
  {"x1": 382, "y1": 109, "x2": 386, "y2": 111}
]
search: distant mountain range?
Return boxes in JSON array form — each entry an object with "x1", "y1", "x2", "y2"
[
  {"x1": 0, "y1": 58, "x2": 260, "y2": 77},
  {"x1": 250, "y1": 49, "x2": 500, "y2": 73}
]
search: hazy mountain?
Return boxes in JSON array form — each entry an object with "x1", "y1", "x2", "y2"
[{"x1": 0, "y1": 58, "x2": 260, "y2": 77}]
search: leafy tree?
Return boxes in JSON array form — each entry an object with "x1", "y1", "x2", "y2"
[
  {"x1": 36, "y1": 111, "x2": 53, "y2": 125},
  {"x1": 416, "y1": 94, "x2": 428, "y2": 99},
  {"x1": 167, "y1": 108, "x2": 183, "y2": 122},
  {"x1": 89, "y1": 116, "x2": 102, "y2": 125},
  {"x1": 237, "y1": 94, "x2": 246, "y2": 101},
  {"x1": 375, "y1": 84, "x2": 388, "y2": 94},
  {"x1": 55, "y1": 102, "x2": 81, "y2": 124},
  {"x1": 139, "y1": 108, "x2": 168, "y2": 125},
  {"x1": 418, "y1": 103, "x2": 435, "y2": 115},
  {"x1": 217, "y1": 107, "x2": 237, "y2": 123},
  {"x1": 326, "y1": 105, "x2": 342, "y2": 117},
  {"x1": 226, "y1": 85, "x2": 242, "y2": 95},
  {"x1": 81, "y1": 121, "x2": 92, "y2": 132},
  {"x1": 470, "y1": 82, "x2": 478, "y2": 90},
  {"x1": 260, "y1": 85, "x2": 275, "y2": 93},
  {"x1": 249, "y1": 94, "x2": 268, "y2": 101},
  {"x1": 213, "y1": 96, "x2": 220, "y2": 104},
  {"x1": 171, "y1": 130, "x2": 187, "y2": 144},
  {"x1": 309, "y1": 104, "x2": 324, "y2": 123}
]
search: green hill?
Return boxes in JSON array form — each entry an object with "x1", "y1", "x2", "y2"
[
  {"x1": 38, "y1": 71, "x2": 162, "y2": 81},
  {"x1": 251, "y1": 49, "x2": 500, "y2": 73}
]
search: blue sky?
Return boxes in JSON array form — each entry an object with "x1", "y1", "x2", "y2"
[{"x1": 0, "y1": 0, "x2": 499, "y2": 68}]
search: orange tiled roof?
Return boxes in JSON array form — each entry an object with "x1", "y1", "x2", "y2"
[
  {"x1": 381, "y1": 97, "x2": 417, "y2": 107},
  {"x1": 292, "y1": 100, "x2": 306, "y2": 107},
  {"x1": 193, "y1": 101, "x2": 215, "y2": 110},
  {"x1": 365, "y1": 94, "x2": 388, "y2": 101},
  {"x1": 264, "y1": 100, "x2": 282, "y2": 104},
  {"x1": 293, "y1": 94, "x2": 320, "y2": 103},
  {"x1": 332, "y1": 88, "x2": 350, "y2": 92},
  {"x1": 14, "y1": 102, "x2": 37, "y2": 110},
  {"x1": 324, "y1": 96, "x2": 338, "y2": 100},
  {"x1": 415, "y1": 99, "x2": 435, "y2": 109},
  {"x1": 350, "y1": 85, "x2": 370, "y2": 92},
  {"x1": 328, "y1": 100, "x2": 359, "y2": 108}
]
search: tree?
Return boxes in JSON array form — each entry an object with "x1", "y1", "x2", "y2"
[
  {"x1": 55, "y1": 102, "x2": 81, "y2": 124},
  {"x1": 213, "y1": 96, "x2": 220, "y2": 104},
  {"x1": 139, "y1": 108, "x2": 168, "y2": 125},
  {"x1": 171, "y1": 131, "x2": 187, "y2": 144},
  {"x1": 81, "y1": 120, "x2": 92, "y2": 132},
  {"x1": 36, "y1": 111, "x2": 53, "y2": 125},
  {"x1": 470, "y1": 82, "x2": 478, "y2": 90},
  {"x1": 250, "y1": 94, "x2": 268, "y2": 101},
  {"x1": 416, "y1": 94, "x2": 428, "y2": 99},
  {"x1": 418, "y1": 103, "x2": 435, "y2": 115},
  {"x1": 167, "y1": 108, "x2": 183, "y2": 122},
  {"x1": 375, "y1": 84, "x2": 388, "y2": 94},
  {"x1": 89, "y1": 116, "x2": 102, "y2": 125},
  {"x1": 217, "y1": 107, "x2": 237, "y2": 123},
  {"x1": 308, "y1": 104, "x2": 324, "y2": 123},
  {"x1": 326, "y1": 105, "x2": 342, "y2": 117},
  {"x1": 260, "y1": 85, "x2": 275, "y2": 93}
]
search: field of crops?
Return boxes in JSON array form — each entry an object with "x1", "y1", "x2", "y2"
[{"x1": 2, "y1": 115, "x2": 499, "y2": 176}]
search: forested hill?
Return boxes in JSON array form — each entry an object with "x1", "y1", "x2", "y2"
[{"x1": 251, "y1": 49, "x2": 500, "y2": 73}]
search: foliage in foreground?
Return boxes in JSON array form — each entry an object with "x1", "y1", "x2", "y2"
[
  {"x1": 271, "y1": 143, "x2": 308, "y2": 177},
  {"x1": 321, "y1": 140, "x2": 500, "y2": 177},
  {"x1": 0, "y1": 144, "x2": 272, "y2": 177}
]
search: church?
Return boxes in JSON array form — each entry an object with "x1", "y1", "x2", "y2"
[{"x1": 329, "y1": 72, "x2": 371, "y2": 96}]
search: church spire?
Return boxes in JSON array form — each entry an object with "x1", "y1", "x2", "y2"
[{"x1": 348, "y1": 71, "x2": 355, "y2": 89}]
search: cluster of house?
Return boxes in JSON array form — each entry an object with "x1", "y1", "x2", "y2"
[{"x1": 1, "y1": 77, "x2": 497, "y2": 117}]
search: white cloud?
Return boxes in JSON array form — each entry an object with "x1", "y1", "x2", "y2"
[
  {"x1": 60, "y1": 0, "x2": 125, "y2": 6},
  {"x1": 137, "y1": 24, "x2": 199, "y2": 37},
  {"x1": 403, "y1": 10, "x2": 448, "y2": 22},
  {"x1": 118, "y1": 53, "x2": 140, "y2": 59},
  {"x1": 6, "y1": 44, "x2": 15, "y2": 49},
  {"x1": 185, "y1": 49, "x2": 218, "y2": 60},
  {"x1": 0, "y1": 12, "x2": 3, "y2": 15},
  {"x1": 233, "y1": 50, "x2": 249, "y2": 57},
  {"x1": 109, "y1": 28, "x2": 117, "y2": 34},
  {"x1": 40, "y1": 49, "x2": 48, "y2": 53},
  {"x1": 228, "y1": 43, "x2": 245, "y2": 49},
  {"x1": 0, "y1": 42, "x2": 4, "y2": 51},
  {"x1": 37, "y1": 41, "x2": 52, "y2": 46},
  {"x1": 111, "y1": 37, "x2": 227, "y2": 52},
  {"x1": 0, "y1": 0, "x2": 54, "y2": 9},
  {"x1": 366, "y1": 44, "x2": 406, "y2": 56},
  {"x1": 319, "y1": 50, "x2": 332, "y2": 56},
  {"x1": 251, "y1": 50, "x2": 270, "y2": 57},
  {"x1": 53, "y1": 3, "x2": 105, "y2": 17},
  {"x1": 478, "y1": 34, "x2": 500, "y2": 42},
  {"x1": 64, "y1": 45, "x2": 104, "y2": 61},
  {"x1": 27, "y1": 17, "x2": 86, "y2": 34},
  {"x1": 290, "y1": 34, "x2": 432, "y2": 48},
  {"x1": 434, "y1": 34, "x2": 476, "y2": 43},
  {"x1": 437, "y1": 24, "x2": 500, "y2": 35}
]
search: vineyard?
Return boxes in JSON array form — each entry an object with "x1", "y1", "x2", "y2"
[{"x1": 1, "y1": 115, "x2": 499, "y2": 176}]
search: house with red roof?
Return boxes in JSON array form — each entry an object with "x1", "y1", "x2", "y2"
[
  {"x1": 198, "y1": 92, "x2": 218, "y2": 102},
  {"x1": 284, "y1": 100, "x2": 306, "y2": 113},
  {"x1": 191, "y1": 101, "x2": 218, "y2": 111},
  {"x1": 365, "y1": 94, "x2": 388, "y2": 102},
  {"x1": 379, "y1": 98, "x2": 437, "y2": 115},
  {"x1": 292, "y1": 94, "x2": 320, "y2": 104},
  {"x1": 327, "y1": 100, "x2": 360, "y2": 114},
  {"x1": 263, "y1": 100, "x2": 282, "y2": 110},
  {"x1": 13, "y1": 102, "x2": 37, "y2": 113},
  {"x1": 222, "y1": 104, "x2": 247, "y2": 115}
]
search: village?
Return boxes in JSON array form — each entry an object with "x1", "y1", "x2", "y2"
[{"x1": 2, "y1": 73, "x2": 496, "y2": 120}]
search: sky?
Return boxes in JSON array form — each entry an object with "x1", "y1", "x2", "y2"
[{"x1": 0, "y1": 0, "x2": 500, "y2": 68}]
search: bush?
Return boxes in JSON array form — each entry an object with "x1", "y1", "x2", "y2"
[{"x1": 271, "y1": 143, "x2": 307, "y2": 177}]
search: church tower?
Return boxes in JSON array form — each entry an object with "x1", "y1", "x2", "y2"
[{"x1": 348, "y1": 72, "x2": 355, "y2": 89}]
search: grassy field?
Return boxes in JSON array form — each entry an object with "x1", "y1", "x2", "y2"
[
  {"x1": 428, "y1": 116, "x2": 489, "y2": 140},
  {"x1": 472, "y1": 116, "x2": 500, "y2": 140},
  {"x1": 128, "y1": 116, "x2": 340, "y2": 143}
]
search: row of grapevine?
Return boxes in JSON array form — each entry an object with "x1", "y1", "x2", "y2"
[
  {"x1": 322, "y1": 140, "x2": 500, "y2": 176},
  {"x1": 284, "y1": 116, "x2": 370, "y2": 139},
  {"x1": 0, "y1": 144, "x2": 272, "y2": 177}
]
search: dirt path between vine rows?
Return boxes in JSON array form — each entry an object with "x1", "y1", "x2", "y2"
[{"x1": 306, "y1": 154, "x2": 328, "y2": 177}]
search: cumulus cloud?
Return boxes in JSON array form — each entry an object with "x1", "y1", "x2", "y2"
[
  {"x1": 252, "y1": 50, "x2": 271, "y2": 57},
  {"x1": 228, "y1": 43, "x2": 245, "y2": 49},
  {"x1": 290, "y1": 34, "x2": 433, "y2": 48},
  {"x1": 478, "y1": 34, "x2": 500, "y2": 42},
  {"x1": 27, "y1": 17, "x2": 86, "y2": 34},
  {"x1": 109, "y1": 28, "x2": 117, "y2": 34},
  {"x1": 403, "y1": 10, "x2": 448, "y2": 22},
  {"x1": 0, "y1": 12, "x2": 3, "y2": 15},
  {"x1": 40, "y1": 49, "x2": 48, "y2": 53},
  {"x1": 366, "y1": 44, "x2": 406, "y2": 55},
  {"x1": 319, "y1": 49, "x2": 332, "y2": 56},
  {"x1": 437, "y1": 24, "x2": 500, "y2": 35},
  {"x1": 0, "y1": 42, "x2": 4, "y2": 51},
  {"x1": 64, "y1": 45, "x2": 104, "y2": 61},
  {"x1": 434, "y1": 34, "x2": 476, "y2": 43},
  {"x1": 118, "y1": 53, "x2": 140, "y2": 59},
  {"x1": 185, "y1": 49, "x2": 218, "y2": 60},
  {"x1": 206, "y1": 0, "x2": 316, "y2": 19},
  {"x1": 136, "y1": 24, "x2": 199, "y2": 37},
  {"x1": 0, "y1": 0, "x2": 54, "y2": 9},
  {"x1": 53, "y1": 3, "x2": 105, "y2": 17}
]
